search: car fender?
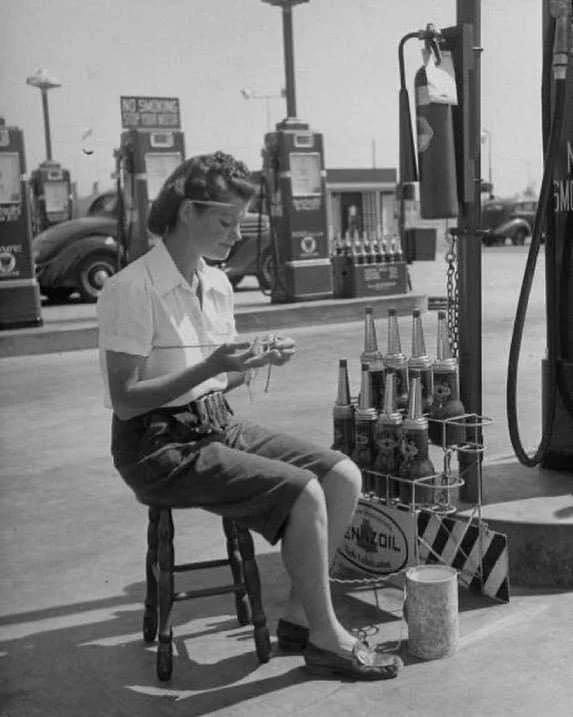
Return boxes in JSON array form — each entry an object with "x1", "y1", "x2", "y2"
[
  {"x1": 494, "y1": 217, "x2": 531, "y2": 238},
  {"x1": 32, "y1": 216, "x2": 118, "y2": 264},
  {"x1": 39, "y1": 235, "x2": 119, "y2": 287}
]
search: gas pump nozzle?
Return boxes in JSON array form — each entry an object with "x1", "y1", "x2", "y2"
[
  {"x1": 550, "y1": 0, "x2": 572, "y2": 79},
  {"x1": 420, "y1": 23, "x2": 443, "y2": 65}
]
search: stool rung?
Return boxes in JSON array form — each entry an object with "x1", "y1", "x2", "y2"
[
  {"x1": 173, "y1": 584, "x2": 243, "y2": 602},
  {"x1": 173, "y1": 558, "x2": 229, "y2": 573}
]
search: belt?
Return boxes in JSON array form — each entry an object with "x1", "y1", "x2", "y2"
[{"x1": 153, "y1": 391, "x2": 233, "y2": 433}]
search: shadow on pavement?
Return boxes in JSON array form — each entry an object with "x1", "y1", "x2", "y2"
[{"x1": 0, "y1": 552, "x2": 316, "y2": 717}]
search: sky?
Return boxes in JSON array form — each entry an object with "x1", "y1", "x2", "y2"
[{"x1": 1, "y1": 0, "x2": 543, "y2": 198}]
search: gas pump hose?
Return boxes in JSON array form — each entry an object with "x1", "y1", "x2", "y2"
[
  {"x1": 506, "y1": 14, "x2": 569, "y2": 467},
  {"x1": 258, "y1": 173, "x2": 286, "y2": 296}
]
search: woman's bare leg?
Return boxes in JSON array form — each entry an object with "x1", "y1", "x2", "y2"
[{"x1": 280, "y1": 464, "x2": 362, "y2": 653}]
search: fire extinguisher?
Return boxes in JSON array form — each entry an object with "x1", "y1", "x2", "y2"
[{"x1": 414, "y1": 38, "x2": 459, "y2": 219}]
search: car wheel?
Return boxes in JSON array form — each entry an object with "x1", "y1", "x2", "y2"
[
  {"x1": 44, "y1": 288, "x2": 74, "y2": 304},
  {"x1": 77, "y1": 253, "x2": 116, "y2": 302},
  {"x1": 256, "y1": 248, "x2": 275, "y2": 291},
  {"x1": 512, "y1": 228, "x2": 528, "y2": 246}
]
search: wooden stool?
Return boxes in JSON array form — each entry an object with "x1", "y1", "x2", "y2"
[{"x1": 142, "y1": 506, "x2": 272, "y2": 681}]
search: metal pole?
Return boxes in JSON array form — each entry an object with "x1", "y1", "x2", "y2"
[
  {"x1": 41, "y1": 88, "x2": 53, "y2": 161},
  {"x1": 265, "y1": 97, "x2": 271, "y2": 131},
  {"x1": 281, "y1": 5, "x2": 297, "y2": 117},
  {"x1": 456, "y1": 0, "x2": 483, "y2": 502},
  {"x1": 488, "y1": 132, "x2": 492, "y2": 189}
]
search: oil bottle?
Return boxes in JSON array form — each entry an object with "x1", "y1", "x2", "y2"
[
  {"x1": 353, "y1": 230, "x2": 365, "y2": 264},
  {"x1": 373, "y1": 371, "x2": 403, "y2": 500},
  {"x1": 383, "y1": 307, "x2": 409, "y2": 410},
  {"x1": 428, "y1": 311, "x2": 467, "y2": 447},
  {"x1": 398, "y1": 373, "x2": 436, "y2": 506},
  {"x1": 361, "y1": 306, "x2": 385, "y2": 411},
  {"x1": 408, "y1": 309, "x2": 434, "y2": 413},
  {"x1": 362, "y1": 231, "x2": 373, "y2": 263},
  {"x1": 351, "y1": 362, "x2": 378, "y2": 493},
  {"x1": 331, "y1": 359, "x2": 355, "y2": 457}
]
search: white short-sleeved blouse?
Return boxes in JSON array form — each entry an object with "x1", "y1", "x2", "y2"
[{"x1": 96, "y1": 240, "x2": 237, "y2": 409}]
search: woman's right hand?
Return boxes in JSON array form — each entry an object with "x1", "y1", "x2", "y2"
[{"x1": 208, "y1": 341, "x2": 265, "y2": 374}]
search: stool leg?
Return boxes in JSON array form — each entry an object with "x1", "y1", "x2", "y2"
[
  {"x1": 157, "y1": 508, "x2": 174, "y2": 681},
  {"x1": 236, "y1": 526, "x2": 271, "y2": 663},
  {"x1": 143, "y1": 507, "x2": 159, "y2": 643},
  {"x1": 222, "y1": 518, "x2": 251, "y2": 626}
]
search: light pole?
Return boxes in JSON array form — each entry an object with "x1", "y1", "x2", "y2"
[
  {"x1": 481, "y1": 128, "x2": 493, "y2": 197},
  {"x1": 261, "y1": 0, "x2": 309, "y2": 119},
  {"x1": 26, "y1": 68, "x2": 61, "y2": 162},
  {"x1": 241, "y1": 87, "x2": 286, "y2": 130}
]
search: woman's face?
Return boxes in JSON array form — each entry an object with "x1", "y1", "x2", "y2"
[{"x1": 187, "y1": 195, "x2": 249, "y2": 262}]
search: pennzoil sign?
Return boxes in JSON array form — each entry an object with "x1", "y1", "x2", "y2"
[{"x1": 335, "y1": 498, "x2": 416, "y2": 576}]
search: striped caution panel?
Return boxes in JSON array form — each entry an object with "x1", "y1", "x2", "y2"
[{"x1": 417, "y1": 510, "x2": 510, "y2": 603}]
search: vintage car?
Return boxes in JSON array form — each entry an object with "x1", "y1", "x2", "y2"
[
  {"x1": 33, "y1": 190, "x2": 273, "y2": 302},
  {"x1": 481, "y1": 198, "x2": 537, "y2": 246}
]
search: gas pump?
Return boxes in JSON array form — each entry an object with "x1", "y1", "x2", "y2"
[
  {"x1": 0, "y1": 118, "x2": 43, "y2": 329},
  {"x1": 262, "y1": 119, "x2": 333, "y2": 302},
  {"x1": 29, "y1": 159, "x2": 72, "y2": 233},
  {"x1": 119, "y1": 96, "x2": 185, "y2": 262},
  {"x1": 507, "y1": 0, "x2": 573, "y2": 472}
]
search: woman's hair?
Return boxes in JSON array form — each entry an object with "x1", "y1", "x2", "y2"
[{"x1": 147, "y1": 151, "x2": 256, "y2": 236}]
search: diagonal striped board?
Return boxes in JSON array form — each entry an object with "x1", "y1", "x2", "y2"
[{"x1": 417, "y1": 510, "x2": 510, "y2": 603}]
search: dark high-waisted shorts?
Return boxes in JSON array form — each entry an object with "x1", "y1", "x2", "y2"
[{"x1": 111, "y1": 395, "x2": 346, "y2": 545}]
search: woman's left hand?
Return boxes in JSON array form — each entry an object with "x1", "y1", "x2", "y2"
[
  {"x1": 245, "y1": 334, "x2": 296, "y2": 368},
  {"x1": 265, "y1": 335, "x2": 296, "y2": 366}
]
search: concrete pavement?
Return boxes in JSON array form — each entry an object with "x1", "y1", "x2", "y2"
[
  {"x1": 1, "y1": 249, "x2": 573, "y2": 716},
  {"x1": 0, "y1": 281, "x2": 427, "y2": 358}
]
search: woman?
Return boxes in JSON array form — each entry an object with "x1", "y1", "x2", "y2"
[{"x1": 97, "y1": 151, "x2": 402, "y2": 681}]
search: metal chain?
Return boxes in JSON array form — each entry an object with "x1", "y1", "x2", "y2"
[
  {"x1": 445, "y1": 232, "x2": 459, "y2": 358},
  {"x1": 329, "y1": 565, "x2": 410, "y2": 587}
]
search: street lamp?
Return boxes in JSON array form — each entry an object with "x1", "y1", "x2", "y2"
[
  {"x1": 26, "y1": 68, "x2": 61, "y2": 162},
  {"x1": 261, "y1": 0, "x2": 309, "y2": 119},
  {"x1": 481, "y1": 128, "x2": 493, "y2": 197},
  {"x1": 241, "y1": 87, "x2": 286, "y2": 130}
]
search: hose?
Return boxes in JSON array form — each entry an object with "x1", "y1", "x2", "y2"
[
  {"x1": 255, "y1": 172, "x2": 273, "y2": 297},
  {"x1": 256, "y1": 169, "x2": 286, "y2": 297},
  {"x1": 506, "y1": 14, "x2": 569, "y2": 466},
  {"x1": 114, "y1": 151, "x2": 128, "y2": 270}
]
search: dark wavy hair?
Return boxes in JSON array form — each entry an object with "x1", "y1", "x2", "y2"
[{"x1": 147, "y1": 151, "x2": 256, "y2": 236}]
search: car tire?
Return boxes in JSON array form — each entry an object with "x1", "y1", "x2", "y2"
[
  {"x1": 44, "y1": 288, "x2": 74, "y2": 304},
  {"x1": 77, "y1": 252, "x2": 116, "y2": 303},
  {"x1": 256, "y1": 248, "x2": 275, "y2": 292},
  {"x1": 512, "y1": 228, "x2": 528, "y2": 246}
]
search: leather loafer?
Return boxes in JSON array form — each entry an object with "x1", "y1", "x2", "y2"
[
  {"x1": 276, "y1": 618, "x2": 309, "y2": 651},
  {"x1": 303, "y1": 640, "x2": 403, "y2": 681}
]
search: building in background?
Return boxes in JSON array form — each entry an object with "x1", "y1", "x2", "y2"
[{"x1": 251, "y1": 166, "x2": 398, "y2": 242}]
